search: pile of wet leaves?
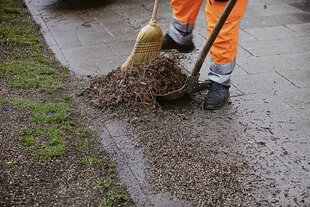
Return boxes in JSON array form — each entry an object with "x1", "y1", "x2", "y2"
[{"x1": 88, "y1": 56, "x2": 187, "y2": 108}]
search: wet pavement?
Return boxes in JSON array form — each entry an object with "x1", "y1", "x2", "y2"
[{"x1": 25, "y1": 0, "x2": 310, "y2": 206}]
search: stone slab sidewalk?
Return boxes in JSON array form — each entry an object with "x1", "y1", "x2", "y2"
[{"x1": 26, "y1": 0, "x2": 310, "y2": 206}]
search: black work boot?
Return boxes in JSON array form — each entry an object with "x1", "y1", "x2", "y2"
[
  {"x1": 203, "y1": 81, "x2": 230, "y2": 110},
  {"x1": 161, "y1": 33, "x2": 195, "y2": 53}
]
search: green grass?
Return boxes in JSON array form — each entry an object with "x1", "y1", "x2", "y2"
[
  {"x1": 20, "y1": 127, "x2": 65, "y2": 159},
  {"x1": 10, "y1": 48, "x2": 49, "y2": 64},
  {"x1": 10, "y1": 97, "x2": 69, "y2": 159},
  {"x1": 0, "y1": 96, "x2": 6, "y2": 105},
  {"x1": 10, "y1": 97, "x2": 32, "y2": 109},
  {"x1": 10, "y1": 97, "x2": 70, "y2": 124},
  {"x1": 78, "y1": 155, "x2": 102, "y2": 165},
  {"x1": 76, "y1": 128, "x2": 89, "y2": 136},
  {"x1": 108, "y1": 162, "x2": 117, "y2": 174},
  {"x1": 79, "y1": 106, "x2": 88, "y2": 117},
  {"x1": 74, "y1": 139, "x2": 90, "y2": 151},
  {"x1": 0, "y1": 14, "x2": 7, "y2": 22},
  {"x1": 97, "y1": 177, "x2": 113, "y2": 189},
  {"x1": 1, "y1": 0, "x2": 22, "y2": 8},
  {"x1": 31, "y1": 102, "x2": 70, "y2": 124},
  {"x1": 31, "y1": 48, "x2": 49, "y2": 64},
  {"x1": 4, "y1": 8, "x2": 20, "y2": 14},
  {"x1": 73, "y1": 131, "x2": 91, "y2": 151},
  {"x1": 1, "y1": 60, "x2": 63, "y2": 93},
  {"x1": 100, "y1": 191, "x2": 129, "y2": 207},
  {"x1": 0, "y1": 26, "x2": 39, "y2": 45},
  {"x1": 0, "y1": 0, "x2": 24, "y2": 25},
  {"x1": 6, "y1": 160, "x2": 17, "y2": 166},
  {"x1": 61, "y1": 93, "x2": 74, "y2": 102}
]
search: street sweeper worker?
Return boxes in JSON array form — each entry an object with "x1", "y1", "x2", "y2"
[{"x1": 162, "y1": 0, "x2": 248, "y2": 110}]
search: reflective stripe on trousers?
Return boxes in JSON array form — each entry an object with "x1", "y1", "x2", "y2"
[
  {"x1": 168, "y1": 0, "x2": 247, "y2": 85},
  {"x1": 208, "y1": 58, "x2": 236, "y2": 86},
  {"x1": 167, "y1": 18, "x2": 195, "y2": 45}
]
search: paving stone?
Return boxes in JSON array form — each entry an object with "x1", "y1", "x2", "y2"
[
  {"x1": 289, "y1": 1, "x2": 310, "y2": 13},
  {"x1": 239, "y1": 29, "x2": 257, "y2": 42},
  {"x1": 69, "y1": 61, "x2": 101, "y2": 76},
  {"x1": 92, "y1": 17, "x2": 128, "y2": 32},
  {"x1": 247, "y1": 0, "x2": 296, "y2": 6},
  {"x1": 78, "y1": 31, "x2": 126, "y2": 46},
  {"x1": 33, "y1": 0, "x2": 55, "y2": 6},
  {"x1": 126, "y1": 160, "x2": 149, "y2": 191},
  {"x1": 277, "y1": 69, "x2": 310, "y2": 88},
  {"x1": 53, "y1": 34, "x2": 82, "y2": 49},
  {"x1": 271, "y1": 87, "x2": 310, "y2": 113},
  {"x1": 108, "y1": 40, "x2": 135, "y2": 56},
  {"x1": 61, "y1": 45, "x2": 115, "y2": 63},
  {"x1": 245, "y1": 3, "x2": 303, "y2": 18},
  {"x1": 277, "y1": 52, "x2": 310, "y2": 70},
  {"x1": 272, "y1": 0, "x2": 309, "y2": 4},
  {"x1": 231, "y1": 94, "x2": 309, "y2": 152},
  {"x1": 149, "y1": 193, "x2": 192, "y2": 207},
  {"x1": 113, "y1": 136, "x2": 141, "y2": 159},
  {"x1": 240, "y1": 37, "x2": 310, "y2": 56},
  {"x1": 90, "y1": 19, "x2": 134, "y2": 37},
  {"x1": 116, "y1": 165, "x2": 152, "y2": 207},
  {"x1": 38, "y1": 7, "x2": 63, "y2": 22},
  {"x1": 124, "y1": 29, "x2": 140, "y2": 41},
  {"x1": 104, "y1": 119, "x2": 131, "y2": 137},
  {"x1": 285, "y1": 22, "x2": 310, "y2": 37},
  {"x1": 240, "y1": 94, "x2": 310, "y2": 138},
  {"x1": 232, "y1": 71, "x2": 298, "y2": 95},
  {"x1": 46, "y1": 17, "x2": 97, "y2": 34},
  {"x1": 49, "y1": 45, "x2": 68, "y2": 66},
  {"x1": 99, "y1": 126, "x2": 117, "y2": 154},
  {"x1": 232, "y1": 64, "x2": 248, "y2": 76},
  {"x1": 303, "y1": 108, "x2": 310, "y2": 120},
  {"x1": 236, "y1": 55, "x2": 298, "y2": 74},
  {"x1": 237, "y1": 45, "x2": 255, "y2": 59},
  {"x1": 240, "y1": 13, "x2": 310, "y2": 29},
  {"x1": 244, "y1": 25, "x2": 298, "y2": 41},
  {"x1": 95, "y1": 56, "x2": 128, "y2": 74},
  {"x1": 277, "y1": 118, "x2": 310, "y2": 140},
  {"x1": 111, "y1": 3, "x2": 151, "y2": 29}
]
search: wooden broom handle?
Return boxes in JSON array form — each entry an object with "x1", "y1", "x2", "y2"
[
  {"x1": 191, "y1": 0, "x2": 237, "y2": 77},
  {"x1": 151, "y1": 0, "x2": 160, "y2": 22}
]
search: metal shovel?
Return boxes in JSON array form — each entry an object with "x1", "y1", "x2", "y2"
[{"x1": 156, "y1": 0, "x2": 237, "y2": 101}]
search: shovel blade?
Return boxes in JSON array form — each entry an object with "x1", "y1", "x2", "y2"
[
  {"x1": 156, "y1": 76, "x2": 211, "y2": 101},
  {"x1": 156, "y1": 86, "x2": 187, "y2": 101}
]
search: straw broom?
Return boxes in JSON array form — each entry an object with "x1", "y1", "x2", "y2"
[{"x1": 121, "y1": 0, "x2": 162, "y2": 70}]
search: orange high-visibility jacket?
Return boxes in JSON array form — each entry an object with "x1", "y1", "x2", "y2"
[{"x1": 171, "y1": 0, "x2": 248, "y2": 64}]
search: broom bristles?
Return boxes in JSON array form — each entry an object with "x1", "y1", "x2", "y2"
[{"x1": 121, "y1": 20, "x2": 163, "y2": 70}]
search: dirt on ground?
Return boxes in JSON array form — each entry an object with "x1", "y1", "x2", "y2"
[
  {"x1": 83, "y1": 45, "x2": 255, "y2": 206},
  {"x1": 89, "y1": 99, "x2": 255, "y2": 206}
]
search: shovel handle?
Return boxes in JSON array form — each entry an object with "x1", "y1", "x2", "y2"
[
  {"x1": 191, "y1": 0, "x2": 237, "y2": 77},
  {"x1": 151, "y1": 0, "x2": 160, "y2": 22}
]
